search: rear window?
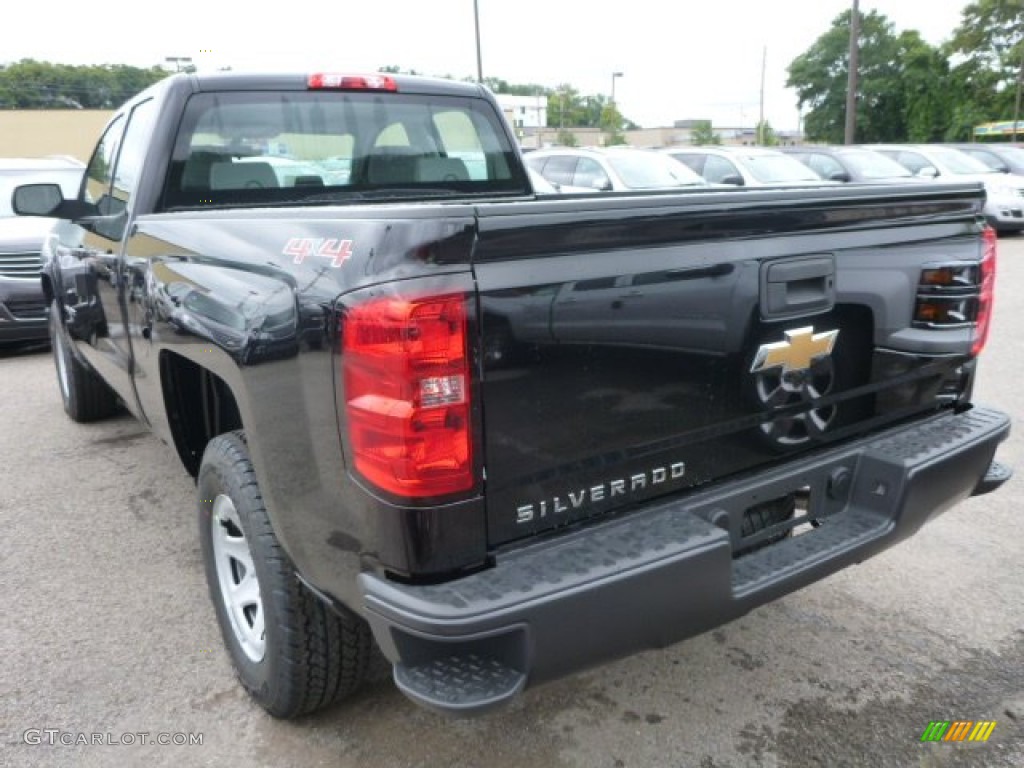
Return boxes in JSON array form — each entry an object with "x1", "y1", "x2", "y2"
[{"x1": 162, "y1": 90, "x2": 529, "y2": 209}]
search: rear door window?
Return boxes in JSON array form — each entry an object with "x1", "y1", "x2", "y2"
[
  {"x1": 670, "y1": 153, "x2": 704, "y2": 175},
  {"x1": 702, "y1": 155, "x2": 741, "y2": 184},
  {"x1": 806, "y1": 153, "x2": 844, "y2": 179},
  {"x1": 894, "y1": 151, "x2": 929, "y2": 174},
  {"x1": 540, "y1": 155, "x2": 579, "y2": 187},
  {"x1": 572, "y1": 157, "x2": 611, "y2": 189}
]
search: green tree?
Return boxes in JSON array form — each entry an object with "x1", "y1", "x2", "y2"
[
  {"x1": 376, "y1": 73, "x2": 640, "y2": 130},
  {"x1": 600, "y1": 103, "x2": 626, "y2": 145},
  {"x1": 755, "y1": 120, "x2": 778, "y2": 146},
  {"x1": 786, "y1": 10, "x2": 951, "y2": 143},
  {"x1": 897, "y1": 31, "x2": 953, "y2": 141},
  {"x1": 481, "y1": 77, "x2": 547, "y2": 97},
  {"x1": 0, "y1": 60, "x2": 166, "y2": 109},
  {"x1": 555, "y1": 128, "x2": 579, "y2": 147},
  {"x1": 944, "y1": 0, "x2": 1024, "y2": 135},
  {"x1": 545, "y1": 86, "x2": 626, "y2": 129},
  {"x1": 691, "y1": 120, "x2": 722, "y2": 145}
]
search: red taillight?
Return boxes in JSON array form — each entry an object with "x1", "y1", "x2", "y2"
[
  {"x1": 308, "y1": 73, "x2": 398, "y2": 91},
  {"x1": 972, "y1": 226, "x2": 997, "y2": 356},
  {"x1": 342, "y1": 294, "x2": 473, "y2": 498}
]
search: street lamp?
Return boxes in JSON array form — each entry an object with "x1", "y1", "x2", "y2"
[
  {"x1": 611, "y1": 71, "x2": 624, "y2": 105},
  {"x1": 165, "y1": 56, "x2": 193, "y2": 73}
]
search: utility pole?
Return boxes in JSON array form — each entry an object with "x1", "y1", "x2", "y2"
[
  {"x1": 1013, "y1": 44, "x2": 1024, "y2": 143},
  {"x1": 844, "y1": 0, "x2": 860, "y2": 144},
  {"x1": 473, "y1": 0, "x2": 484, "y2": 83},
  {"x1": 611, "y1": 71, "x2": 623, "y2": 105},
  {"x1": 758, "y1": 45, "x2": 766, "y2": 144}
]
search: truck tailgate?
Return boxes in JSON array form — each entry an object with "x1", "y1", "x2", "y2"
[{"x1": 473, "y1": 185, "x2": 987, "y2": 547}]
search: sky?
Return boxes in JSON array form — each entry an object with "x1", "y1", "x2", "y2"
[{"x1": 4, "y1": 0, "x2": 970, "y2": 132}]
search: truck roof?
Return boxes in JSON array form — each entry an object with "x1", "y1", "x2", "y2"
[{"x1": 180, "y1": 70, "x2": 488, "y2": 99}]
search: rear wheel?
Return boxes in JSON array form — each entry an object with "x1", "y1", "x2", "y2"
[
  {"x1": 49, "y1": 300, "x2": 119, "y2": 422},
  {"x1": 198, "y1": 431, "x2": 372, "y2": 718}
]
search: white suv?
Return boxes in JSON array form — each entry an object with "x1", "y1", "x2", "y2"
[{"x1": 866, "y1": 144, "x2": 1024, "y2": 233}]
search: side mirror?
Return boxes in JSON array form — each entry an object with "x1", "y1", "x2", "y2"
[
  {"x1": 829, "y1": 171, "x2": 852, "y2": 182},
  {"x1": 590, "y1": 177, "x2": 613, "y2": 192},
  {"x1": 13, "y1": 183, "x2": 96, "y2": 219},
  {"x1": 13, "y1": 183, "x2": 64, "y2": 216},
  {"x1": 916, "y1": 166, "x2": 939, "y2": 178},
  {"x1": 720, "y1": 174, "x2": 744, "y2": 186}
]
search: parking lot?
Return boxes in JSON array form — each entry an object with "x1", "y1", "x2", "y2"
[{"x1": 2, "y1": 238, "x2": 1022, "y2": 768}]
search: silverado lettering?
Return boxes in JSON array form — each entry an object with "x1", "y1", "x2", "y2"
[
  {"x1": 516, "y1": 461, "x2": 687, "y2": 523},
  {"x1": 12, "y1": 71, "x2": 1011, "y2": 721}
]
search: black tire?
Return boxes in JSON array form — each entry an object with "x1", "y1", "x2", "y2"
[
  {"x1": 49, "y1": 300, "x2": 119, "y2": 422},
  {"x1": 198, "y1": 431, "x2": 372, "y2": 718}
]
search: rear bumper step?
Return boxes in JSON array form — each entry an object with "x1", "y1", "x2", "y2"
[
  {"x1": 972, "y1": 459, "x2": 1012, "y2": 497},
  {"x1": 360, "y1": 406, "x2": 1010, "y2": 715}
]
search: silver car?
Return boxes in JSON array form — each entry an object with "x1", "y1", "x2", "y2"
[
  {"x1": 0, "y1": 157, "x2": 84, "y2": 346},
  {"x1": 525, "y1": 147, "x2": 708, "y2": 192},
  {"x1": 663, "y1": 146, "x2": 833, "y2": 187}
]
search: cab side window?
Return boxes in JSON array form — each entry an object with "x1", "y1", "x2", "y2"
[
  {"x1": 111, "y1": 99, "x2": 158, "y2": 212},
  {"x1": 84, "y1": 116, "x2": 126, "y2": 214},
  {"x1": 82, "y1": 100, "x2": 158, "y2": 240}
]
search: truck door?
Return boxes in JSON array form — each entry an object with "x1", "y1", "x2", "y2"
[{"x1": 57, "y1": 99, "x2": 158, "y2": 419}]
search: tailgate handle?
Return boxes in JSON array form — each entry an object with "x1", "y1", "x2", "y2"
[{"x1": 761, "y1": 255, "x2": 835, "y2": 319}]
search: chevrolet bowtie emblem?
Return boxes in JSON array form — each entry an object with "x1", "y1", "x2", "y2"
[{"x1": 750, "y1": 326, "x2": 839, "y2": 375}]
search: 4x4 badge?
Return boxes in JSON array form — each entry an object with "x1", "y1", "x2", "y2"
[{"x1": 750, "y1": 326, "x2": 839, "y2": 375}]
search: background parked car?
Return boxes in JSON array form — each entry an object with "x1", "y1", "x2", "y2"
[
  {"x1": 946, "y1": 143, "x2": 1024, "y2": 176},
  {"x1": 525, "y1": 147, "x2": 709, "y2": 192},
  {"x1": 779, "y1": 145, "x2": 921, "y2": 184},
  {"x1": 0, "y1": 157, "x2": 84, "y2": 347},
  {"x1": 662, "y1": 146, "x2": 832, "y2": 187},
  {"x1": 527, "y1": 167, "x2": 562, "y2": 194},
  {"x1": 866, "y1": 143, "x2": 1024, "y2": 233}
]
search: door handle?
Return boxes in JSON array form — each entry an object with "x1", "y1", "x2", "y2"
[{"x1": 761, "y1": 255, "x2": 836, "y2": 319}]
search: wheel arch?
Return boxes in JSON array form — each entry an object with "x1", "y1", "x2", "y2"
[{"x1": 160, "y1": 350, "x2": 244, "y2": 477}]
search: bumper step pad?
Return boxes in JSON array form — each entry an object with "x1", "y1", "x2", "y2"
[
  {"x1": 394, "y1": 653, "x2": 526, "y2": 715},
  {"x1": 973, "y1": 459, "x2": 1012, "y2": 497}
]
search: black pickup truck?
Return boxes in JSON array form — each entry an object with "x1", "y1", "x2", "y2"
[{"x1": 13, "y1": 71, "x2": 1011, "y2": 719}]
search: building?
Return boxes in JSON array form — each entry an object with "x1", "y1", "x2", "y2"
[{"x1": 494, "y1": 94, "x2": 548, "y2": 134}]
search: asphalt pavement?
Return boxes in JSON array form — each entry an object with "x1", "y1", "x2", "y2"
[{"x1": 2, "y1": 237, "x2": 1023, "y2": 768}]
